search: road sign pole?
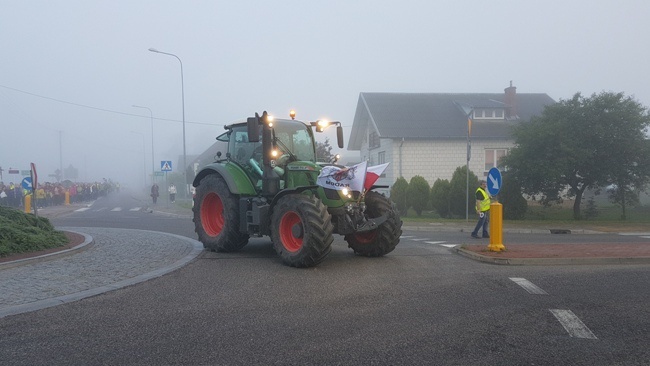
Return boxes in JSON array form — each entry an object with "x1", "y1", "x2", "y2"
[{"x1": 30, "y1": 166, "x2": 38, "y2": 217}]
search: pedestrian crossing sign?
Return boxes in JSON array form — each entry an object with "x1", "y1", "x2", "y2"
[{"x1": 161, "y1": 161, "x2": 172, "y2": 172}]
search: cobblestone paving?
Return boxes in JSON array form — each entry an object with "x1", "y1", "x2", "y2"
[{"x1": 0, "y1": 227, "x2": 200, "y2": 309}]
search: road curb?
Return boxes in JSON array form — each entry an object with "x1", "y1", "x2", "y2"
[
  {"x1": 454, "y1": 247, "x2": 650, "y2": 265},
  {"x1": 0, "y1": 230, "x2": 94, "y2": 270},
  {"x1": 0, "y1": 229, "x2": 204, "y2": 319},
  {"x1": 402, "y1": 225, "x2": 604, "y2": 235}
]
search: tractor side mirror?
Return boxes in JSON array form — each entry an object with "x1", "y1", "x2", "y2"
[
  {"x1": 336, "y1": 126, "x2": 344, "y2": 148},
  {"x1": 247, "y1": 114, "x2": 260, "y2": 143}
]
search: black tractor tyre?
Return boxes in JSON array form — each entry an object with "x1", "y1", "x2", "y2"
[
  {"x1": 344, "y1": 191, "x2": 402, "y2": 257},
  {"x1": 193, "y1": 174, "x2": 249, "y2": 252},
  {"x1": 270, "y1": 194, "x2": 334, "y2": 268}
]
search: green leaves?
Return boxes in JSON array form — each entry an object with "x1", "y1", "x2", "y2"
[
  {"x1": 0, "y1": 206, "x2": 67, "y2": 257},
  {"x1": 502, "y1": 91, "x2": 650, "y2": 219}
]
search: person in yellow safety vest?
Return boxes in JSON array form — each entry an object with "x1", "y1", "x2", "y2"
[
  {"x1": 471, "y1": 180, "x2": 491, "y2": 239},
  {"x1": 36, "y1": 184, "x2": 46, "y2": 208}
]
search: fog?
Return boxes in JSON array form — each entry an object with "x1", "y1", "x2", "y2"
[{"x1": 2, "y1": 1, "x2": 649, "y2": 189}]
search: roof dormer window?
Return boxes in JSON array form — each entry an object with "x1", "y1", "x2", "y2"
[{"x1": 473, "y1": 108, "x2": 505, "y2": 120}]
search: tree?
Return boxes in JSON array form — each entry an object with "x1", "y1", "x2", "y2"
[
  {"x1": 390, "y1": 177, "x2": 409, "y2": 216},
  {"x1": 315, "y1": 138, "x2": 334, "y2": 162},
  {"x1": 499, "y1": 172, "x2": 527, "y2": 220},
  {"x1": 64, "y1": 164, "x2": 78, "y2": 181},
  {"x1": 502, "y1": 91, "x2": 650, "y2": 220},
  {"x1": 430, "y1": 178, "x2": 452, "y2": 218},
  {"x1": 449, "y1": 166, "x2": 478, "y2": 218},
  {"x1": 407, "y1": 175, "x2": 430, "y2": 216}
]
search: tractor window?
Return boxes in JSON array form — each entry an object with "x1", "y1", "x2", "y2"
[
  {"x1": 273, "y1": 121, "x2": 316, "y2": 162},
  {"x1": 216, "y1": 131, "x2": 229, "y2": 142},
  {"x1": 229, "y1": 126, "x2": 262, "y2": 169}
]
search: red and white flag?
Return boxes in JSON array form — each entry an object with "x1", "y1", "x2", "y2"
[
  {"x1": 317, "y1": 161, "x2": 367, "y2": 192},
  {"x1": 364, "y1": 163, "x2": 389, "y2": 190}
]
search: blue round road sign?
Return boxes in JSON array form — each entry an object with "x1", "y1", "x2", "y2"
[
  {"x1": 487, "y1": 167, "x2": 502, "y2": 196},
  {"x1": 21, "y1": 177, "x2": 33, "y2": 191}
]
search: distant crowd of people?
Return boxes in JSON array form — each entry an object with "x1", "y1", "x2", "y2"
[{"x1": 0, "y1": 179, "x2": 120, "y2": 209}]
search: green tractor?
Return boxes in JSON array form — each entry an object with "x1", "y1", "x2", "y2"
[{"x1": 192, "y1": 111, "x2": 402, "y2": 267}]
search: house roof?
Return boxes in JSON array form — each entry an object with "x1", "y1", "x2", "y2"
[{"x1": 348, "y1": 91, "x2": 555, "y2": 150}]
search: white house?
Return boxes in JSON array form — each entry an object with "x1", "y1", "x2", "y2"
[{"x1": 347, "y1": 83, "x2": 556, "y2": 193}]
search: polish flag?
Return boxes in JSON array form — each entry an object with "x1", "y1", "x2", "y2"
[{"x1": 364, "y1": 163, "x2": 390, "y2": 190}]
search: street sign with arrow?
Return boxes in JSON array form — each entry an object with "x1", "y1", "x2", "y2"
[{"x1": 487, "y1": 167, "x2": 502, "y2": 196}]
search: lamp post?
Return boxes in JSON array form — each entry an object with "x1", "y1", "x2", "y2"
[
  {"x1": 130, "y1": 131, "x2": 147, "y2": 189},
  {"x1": 148, "y1": 47, "x2": 187, "y2": 197},
  {"x1": 466, "y1": 111, "x2": 473, "y2": 222},
  {"x1": 132, "y1": 105, "x2": 154, "y2": 185}
]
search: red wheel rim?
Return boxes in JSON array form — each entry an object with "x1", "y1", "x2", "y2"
[
  {"x1": 353, "y1": 230, "x2": 377, "y2": 244},
  {"x1": 201, "y1": 192, "x2": 224, "y2": 236},
  {"x1": 279, "y1": 211, "x2": 303, "y2": 252}
]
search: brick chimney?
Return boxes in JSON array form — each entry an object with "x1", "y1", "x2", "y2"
[{"x1": 504, "y1": 81, "x2": 517, "y2": 119}]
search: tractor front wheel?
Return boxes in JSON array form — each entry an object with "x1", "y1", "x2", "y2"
[
  {"x1": 271, "y1": 194, "x2": 334, "y2": 267},
  {"x1": 344, "y1": 191, "x2": 402, "y2": 257},
  {"x1": 193, "y1": 174, "x2": 249, "y2": 252}
]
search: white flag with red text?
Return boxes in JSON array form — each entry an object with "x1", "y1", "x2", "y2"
[
  {"x1": 316, "y1": 161, "x2": 367, "y2": 192},
  {"x1": 364, "y1": 163, "x2": 390, "y2": 190}
]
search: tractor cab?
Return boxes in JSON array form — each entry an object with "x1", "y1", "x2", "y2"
[{"x1": 219, "y1": 115, "x2": 329, "y2": 193}]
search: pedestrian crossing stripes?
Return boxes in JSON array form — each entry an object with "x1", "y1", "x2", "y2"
[
  {"x1": 549, "y1": 309, "x2": 598, "y2": 339},
  {"x1": 509, "y1": 277, "x2": 548, "y2": 295},
  {"x1": 74, "y1": 206, "x2": 143, "y2": 213},
  {"x1": 400, "y1": 236, "x2": 457, "y2": 249}
]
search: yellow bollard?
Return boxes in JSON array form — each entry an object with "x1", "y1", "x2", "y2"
[
  {"x1": 65, "y1": 191, "x2": 70, "y2": 205},
  {"x1": 24, "y1": 194, "x2": 32, "y2": 213},
  {"x1": 487, "y1": 202, "x2": 506, "y2": 252}
]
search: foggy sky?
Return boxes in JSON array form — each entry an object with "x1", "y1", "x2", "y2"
[{"x1": 2, "y1": 0, "x2": 649, "y2": 189}]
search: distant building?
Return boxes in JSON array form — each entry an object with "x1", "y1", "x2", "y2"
[{"x1": 347, "y1": 83, "x2": 555, "y2": 193}]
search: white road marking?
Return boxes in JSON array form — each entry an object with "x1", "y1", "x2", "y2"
[
  {"x1": 129, "y1": 207, "x2": 141, "y2": 211},
  {"x1": 549, "y1": 309, "x2": 598, "y2": 339},
  {"x1": 111, "y1": 207, "x2": 122, "y2": 212},
  {"x1": 410, "y1": 238, "x2": 428, "y2": 241},
  {"x1": 439, "y1": 244, "x2": 457, "y2": 248},
  {"x1": 400, "y1": 236, "x2": 415, "y2": 239},
  {"x1": 74, "y1": 207, "x2": 90, "y2": 212},
  {"x1": 424, "y1": 241, "x2": 446, "y2": 245},
  {"x1": 95, "y1": 207, "x2": 108, "y2": 212},
  {"x1": 509, "y1": 277, "x2": 548, "y2": 295},
  {"x1": 618, "y1": 232, "x2": 650, "y2": 236}
]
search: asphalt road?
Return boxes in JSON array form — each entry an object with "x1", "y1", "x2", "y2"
[{"x1": 0, "y1": 191, "x2": 648, "y2": 365}]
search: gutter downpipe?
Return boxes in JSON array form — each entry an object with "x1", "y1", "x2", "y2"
[{"x1": 399, "y1": 138, "x2": 404, "y2": 177}]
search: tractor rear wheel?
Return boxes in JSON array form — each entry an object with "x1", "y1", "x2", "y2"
[
  {"x1": 344, "y1": 191, "x2": 402, "y2": 257},
  {"x1": 271, "y1": 194, "x2": 334, "y2": 267},
  {"x1": 193, "y1": 174, "x2": 249, "y2": 252}
]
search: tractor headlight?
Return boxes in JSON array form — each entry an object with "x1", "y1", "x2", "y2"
[{"x1": 341, "y1": 188, "x2": 352, "y2": 199}]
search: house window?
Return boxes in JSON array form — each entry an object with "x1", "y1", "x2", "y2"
[
  {"x1": 369, "y1": 132, "x2": 380, "y2": 149},
  {"x1": 474, "y1": 109, "x2": 505, "y2": 120},
  {"x1": 378, "y1": 151, "x2": 385, "y2": 164},
  {"x1": 485, "y1": 149, "x2": 507, "y2": 171}
]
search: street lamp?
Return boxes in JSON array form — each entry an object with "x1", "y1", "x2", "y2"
[
  {"x1": 148, "y1": 47, "x2": 187, "y2": 196},
  {"x1": 132, "y1": 105, "x2": 154, "y2": 185},
  {"x1": 130, "y1": 131, "x2": 147, "y2": 188}
]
